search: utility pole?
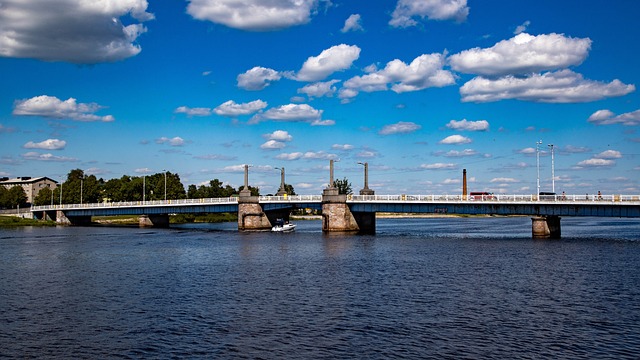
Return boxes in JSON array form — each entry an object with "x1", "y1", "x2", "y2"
[
  {"x1": 548, "y1": 144, "x2": 555, "y2": 193},
  {"x1": 536, "y1": 140, "x2": 542, "y2": 198}
]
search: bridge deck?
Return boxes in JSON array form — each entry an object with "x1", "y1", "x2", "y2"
[{"x1": 30, "y1": 194, "x2": 640, "y2": 218}]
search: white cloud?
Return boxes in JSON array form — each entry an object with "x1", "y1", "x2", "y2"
[
  {"x1": 445, "y1": 119, "x2": 489, "y2": 131},
  {"x1": 343, "y1": 53, "x2": 455, "y2": 97},
  {"x1": 331, "y1": 144, "x2": 354, "y2": 150},
  {"x1": 0, "y1": 0, "x2": 153, "y2": 63},
  {"x1": 298, "y1": 80, "x2": 340, "y2": 98},
  {"x1": 587, "y1": 109, "x2": 640, "y2": 126},
  {"x1": 214, "y1": 100, "x2": 267, "y2": 117},
  {"x1": 310, "y1": 119, "x2": 335, "y2": 126},
  {"x1": 595, "y1": 150, "x2": 622, "y2": 159},
  {"x1": 460, "y1": 70, "x2": 635, "y2": 103},
  {"x1": 156, "y1": 137, "x2": 186, "y2": 146},
  {"x1": 450, "y1": 33, "x2": 591, "y2": 76},
  {"x1": 439, "y1": 134, "x2": 471, "y2": 144},
  {"x1": 260, "y1": 140, "x2": 286, "y2": 150},
  {"x1": 13, "y1": 95, "x2": 115, "y2": 122},
  {"x1": 23, "y1": 139, "x2": 66, "y2": 150},
  {"x1": 263, "y1": 130, "x2": 293, "y2": 142},
  {"x1": 379, "y1": 121, "x2": 421, "y2": 135},
  {"x1": 576, "y1": 158, "x2": 615, "y2": 167},
  {"x1": 440, "y1": 149, "x2": 477, "y2": 157},
  {"x1": 186, "y1": 0, "x2": 319, "y2": 31},
  {"x1": 296, "y1": 44, "x2": 361, "y2": 82},
  {"x1": 21, "y1": 152, "x2": 77, "y2": 162},
  {"x1": 517, "y1": 147, "x2": 536, "y2": 156},
  {"x1": 514, "y1": 20, "x2": 530, "y2": 35},
  {"x1": 490, "y1": 177, "x2": 518, "y2": 183},
  {"x1": 389, "y1": 0, "x2": 469, "y2": 28},
  {"x1": 250, "y1": 103, "x2": 333, "y2": 126},
  {"x1": 341, "y1": 14, "x2": 364, "y2": 33},
  {"x1": 420, "y1": 162, "x2": 457, "y2": 170},
  {"x1": 237, "y1": 67, "x2": 281, "y2": 90},
  {"x1": 175, "y1": 106, "x2": 212, "y2": 117},
  {"x1": 276, "y1": 151, "x2": 337, "y2": 161}
]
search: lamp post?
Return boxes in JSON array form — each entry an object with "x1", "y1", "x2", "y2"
[
  {"x1": 357, "y1": 162, "x2": 374, "y2": 195},
  {"x1": 536, "y1": 140, "x2": 542, "y2": 198},
  {"x1": 163, "y1": 169, "x2": 167, "y2": 201},
  {"x1": 80, "y1": 175, "x2": 84, "y2": 205},
  {"x1": 275, "y1": 167, "x2": 286, "y2": 196},
  {"x1": 60, "y1": 181, "x2": 63, "y2": 206},
  {"x1": 548, "y1": 144, "x2": 555, "y2": 193},
  {"x1": 143, "y1": 175, "x2": 146, "y2": 204}
]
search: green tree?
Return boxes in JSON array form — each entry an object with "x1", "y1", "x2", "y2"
[
  {"x1": 333, "y1": 177, "x2": 352, "y2": 195},
  {"x1": 284, "y1": 183, "x2": 296, "y2": 195},
  {"x1": 33, "y1": 187, "x2": 54, "y2": 206},
  {"x1": 3, "y1": 186, "x2": 28, "y2": 208}
]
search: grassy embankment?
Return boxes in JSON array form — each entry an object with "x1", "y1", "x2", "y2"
[
  {"x1": 0, "y1": 216, "x2": 56, "y2": 227},
  {"x1": 92, "y1": 213, "x2": 238, "y2": 225}
]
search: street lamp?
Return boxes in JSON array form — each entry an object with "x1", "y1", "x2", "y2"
[
  {"x1": 548, "y1": 144, "x2": 555, "y2": 193},
  {"x1": 79, "y1": 174, "x2": 84, "y2": 204},
  {"x1": 163, "y1": 169, "x2": 167, "y2": 201},
  {"x1": 275, "y1": 167, "x2": 286, "y2": 196},
  {"x1": 60, "y1": 181, "x2": 63, "y2": 206},
  {"x1": 536, "y1": 140, "x2": 542, "y2": 198},
  {"x1": 143, "y1": 175, "x2": 146, "y2": 204},
  {"x1": 357, "y1": 162, "x2": 374, "y2": 195}
]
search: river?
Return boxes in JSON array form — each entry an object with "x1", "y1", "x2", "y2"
[{"x1": 1, "y1": 217, "x2": 639, "y2": 359}]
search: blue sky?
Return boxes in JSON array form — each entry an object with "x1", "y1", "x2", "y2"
[{"x1": 1, "y1": 0, "x2": 639, "y2": 195}]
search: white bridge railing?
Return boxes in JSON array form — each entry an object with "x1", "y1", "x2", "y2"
[{"x1": 31, "y1": 194, "x2": 640, "y2": 212}]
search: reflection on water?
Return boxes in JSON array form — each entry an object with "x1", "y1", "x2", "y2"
[{"x1": 0, "y1": 217, "x2": 639, "y2": 359}]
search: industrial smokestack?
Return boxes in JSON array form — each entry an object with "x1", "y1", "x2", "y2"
[{"x1": 462, "y1": 169, "x2": 467, "y2": 200}]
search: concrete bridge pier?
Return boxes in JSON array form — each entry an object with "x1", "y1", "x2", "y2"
[
  {"x1": 531, "y1": 216, "x2": 561, "y2": 239},
  {"x1": 139, "y1": 214, "x2": 170, "y2": 228},
  {"x1": 56, "y1": 210, "x2": 91, "y2": 226},
  {"x1": 237, "y1": 195, "x2": 272, "y2": 231},
  {"x1": 322, "y1": 190, "x2": 375, "y2": 234}
]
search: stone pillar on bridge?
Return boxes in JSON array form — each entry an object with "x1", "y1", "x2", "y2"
[
  {"x1": 236, "y1": 164, "x2": 280, "y2": 231},
  {"x1": 55, "y1": 210, "x2": 91, "y2": 226},
  {"x1": 139, "y1": 214, "x2": 170, "y2": 228},
  {"x1": 322, "y1": 160, "x2": 375, "y2": 234},
  {"x1": 531, "y1": 215, "x2": 561, "y2": 239}
]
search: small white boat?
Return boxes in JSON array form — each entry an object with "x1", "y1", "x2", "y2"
[{"x1": 272, "y1": 219, "x2": 296, "y2": 232}]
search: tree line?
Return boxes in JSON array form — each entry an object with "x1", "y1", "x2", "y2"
[{"x1": 4, "y1": 169, "x2": 352, "y2": 207}]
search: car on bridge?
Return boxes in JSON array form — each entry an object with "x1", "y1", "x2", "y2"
[{"x1": 469, "y1": 192, "x2": 495, "y2": 200}]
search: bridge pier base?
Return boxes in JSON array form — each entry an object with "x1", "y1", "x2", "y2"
[
  {"x1": 322, "y1": 191, "x2": 375, "y2": 234},
  {"x1": 531, "y1": 216, "x2": 561, "y2": 239},
  {"x1": 238, "y1": 196, "x2": 272, "y2": 231},
  {"x1": 56, "y1": 211, "x2": 91, "y2": 226},
  {"x1": 139, "y1": 214, "x2": 170, "y2": 228}
]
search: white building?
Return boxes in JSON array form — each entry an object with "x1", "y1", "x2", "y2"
[{"x1": 0, "y1": 177, "x2": 58, "y2": 204}]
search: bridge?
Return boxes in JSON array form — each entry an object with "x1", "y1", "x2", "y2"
[{"x1": 31, "y1": 193, "x2": 640, "y2": 238}]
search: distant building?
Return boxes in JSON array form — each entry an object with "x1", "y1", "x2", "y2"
[{"x1": 0, "y1": 177, "x2": 58, "y2": 204}]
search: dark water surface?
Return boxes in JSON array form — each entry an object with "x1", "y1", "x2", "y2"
[{"x1": 1, "y1": 217, "x2": 639, "y2": 359}]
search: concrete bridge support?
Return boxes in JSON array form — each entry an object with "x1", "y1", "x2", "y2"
[
  {"x1": 322, "y1": 190, "x2": 375, "y2": 234},
  {"x1": 56, "y1": 211, "x2": 91, "y2": 226},
  {"x1": 139, "y1": 214, "x2": 170, "y2": 228},
  {"x1": 238, "y1": 194, "x2": 273, "y2": 231},
  {"x1": 531, "y1": 216, "x2": 561, "y2": 239}
]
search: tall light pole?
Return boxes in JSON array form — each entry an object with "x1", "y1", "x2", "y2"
[
  {"x1": 548, "y1": 144, "x2": 555, "y2": 193},
  {"x1": 275, "y1": 167, "x2": 286, "y2": 196},
  {"x1": 80, "y1": 174, "x2": 84, "y2": 204},
  {"x1": 536, "y1": 140, "x2": 542, "y2": 197},
  {"x1": 143, "y1": 175, "x2": 146, "y2": 204},
  {"x1": 163, "y1": 169, "x2": 167, "y2": 201},
  {"x1": 60, "y1": 181, "x2": 63, "y2": 206},
  {"x1": 357, "y1": 162, "x2": 374, "y2": 195}
]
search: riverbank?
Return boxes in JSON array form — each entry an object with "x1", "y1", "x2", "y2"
[{"x1": 0, "y1": 215, "x2": 55, "y2": 227}]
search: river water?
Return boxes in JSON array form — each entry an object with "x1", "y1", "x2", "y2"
[{"x1": 1, "y1": 217, "x2": 639, "y2": 359}]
